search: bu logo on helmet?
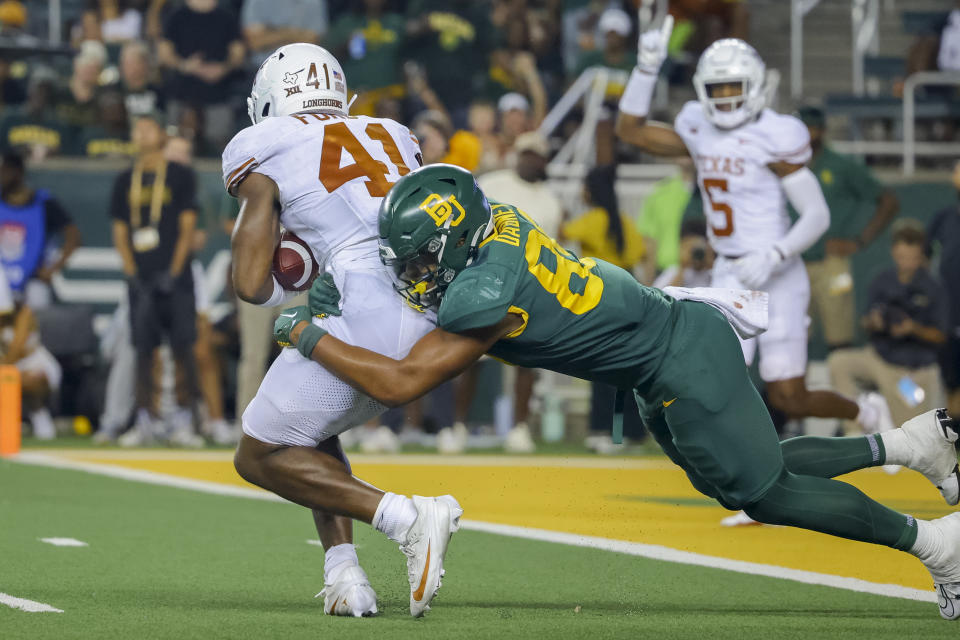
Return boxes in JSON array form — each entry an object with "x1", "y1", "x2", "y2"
[{"x1": 420, "y1": 193, "x2": 465, "y2": 227}]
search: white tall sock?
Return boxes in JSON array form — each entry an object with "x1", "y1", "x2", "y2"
[
  {"x1": 880, "y1": 429, "x2": 912, "y2": 467},
  {"x1": 856, "y1": 395, "x2": 878, "y2": 429},
  {"x1": 30, "y1": 409, "x2": 55, "y2": 440},
  {"x1": 372, "y1": 492, "x2": 418, "y2": 543},
  {"x1": 323, "y1": 543, "x2": 359, "y2": 584},
  {"x1": 909, "y1": 519, "x2": 941, "y2": 563}
]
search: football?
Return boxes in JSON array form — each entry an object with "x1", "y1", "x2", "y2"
[{"x1": 272, "y1": 230, "x2": 318, "y2": 292}]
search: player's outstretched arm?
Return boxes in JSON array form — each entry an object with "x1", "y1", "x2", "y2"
[
  {"x1": 231, "y1": 172, "x2": 281, "y2": 304},
  {"x1": 614, "y1": 15, "x2": 688, "y2": 158},
  {"x1": 287, "y1": 313, "x2": 522, "y2": 408}
]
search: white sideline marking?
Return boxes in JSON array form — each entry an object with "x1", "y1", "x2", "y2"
[
  {"x1": 39, "y1": 537, "x2": 88, "y2": 547},
  {"x1": 0, "y1": 593, "x2": 63, "y2": 613},
  {"x1": 11, "y1": 452, "x2": 936, "y2": 604}
]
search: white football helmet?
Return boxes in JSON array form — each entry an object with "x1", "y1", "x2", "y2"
[
  {"x1": 693, "y1": 39, "x2": 766, "y2": 130},
  {"x1": 247, "y1": 43, "x2": 349, "y2": 125}
]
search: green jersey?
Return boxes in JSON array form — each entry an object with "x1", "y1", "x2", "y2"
[{"x1": 437, "y1": 203, "x2": 678, "y2": 391}]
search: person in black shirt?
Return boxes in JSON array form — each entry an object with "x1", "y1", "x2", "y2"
[
  {"x1": 0, "y1": 149, "x2": 81, "y2": 307},
  {"x1": 110, "y1": 112, "x2": 201, "y2": 447},
  {"x1": 119, "y1": 41, "x2": 166, "y2": 119},
  {"x1": 928, "y1": 160, "x2": 960, "y2": 417},
  {"x1": 829, "y1": 220, "x2": 949, "y2": 430},
  {"x1": 157, "y1": 0, "x2": 245, "y2": 151}
]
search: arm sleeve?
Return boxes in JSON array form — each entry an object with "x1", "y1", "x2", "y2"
[
  {"x1": 44, "y1": 198, "x2": 72, "y2": 235},
  {"x1": 775, "y1": 167, "x2": 830, "y2": 259}
]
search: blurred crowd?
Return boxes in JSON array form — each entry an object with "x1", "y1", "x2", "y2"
[{"x1": 0, "y1": 0, "x2": 748, "y2": 161}]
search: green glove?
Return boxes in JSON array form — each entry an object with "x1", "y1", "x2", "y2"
[
  {"x1": 309, "y1": 272, "x2": 342, "y2": 318},
  {"x1": 274, "y1": 305, "x2": 329, "y2": 359},
  {"x1": 274, "y1": 306, "x2": 312, "y2": 347}
]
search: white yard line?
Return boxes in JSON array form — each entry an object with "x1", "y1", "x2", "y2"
[
  {"x1": 10, "y1": 452, "x2": 936, "y2": 604},
  {"x1": 22, "y1": 448, "x2": 675, "y2": 470},
  {"x1": 0, "y1": 593, "x2": 63, "y2": 613},
  {"x1": 39, "y1": 538, "x2": 88, "y2": 547}
]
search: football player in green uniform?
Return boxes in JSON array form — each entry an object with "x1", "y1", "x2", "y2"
[{"x1": 275, "y1": 164, "x2": 960, "y2": 620}]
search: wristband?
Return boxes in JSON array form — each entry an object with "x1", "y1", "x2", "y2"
[
  {"x1": 296, "y1": 323, "x2": 328, "y2": 359},
  {"x1": 619, "y1": 67, "x2": 658, "y2": 117},
  {"x1": 261, "y1": 276, "x2": 296, "y2": 308}
]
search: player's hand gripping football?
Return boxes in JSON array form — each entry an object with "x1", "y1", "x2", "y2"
[
  {"x1": 734, "y1": 248, "x2": 784, "y2": 290},
  {"x1": 308, "y1": 272, "x2": 342, "y2": 318},
  {"x1": 636, "y1": 14, "x2": 673, "y2": 75}
]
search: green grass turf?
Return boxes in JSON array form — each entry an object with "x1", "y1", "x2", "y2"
[{"x1": 0, "y1": 460, "x2": 955, "y2": 639}]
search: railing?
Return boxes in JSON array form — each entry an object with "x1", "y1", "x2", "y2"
[
  {"x1": 791, "y1": 0, "x2": 882, "y2": 99},
  {"x1": 790, "y1": 0, "x2": 823, "y2": 100},
  {"x1": 851, "y1": 0, "x2": 880, "y2": 96},
  {"x1": 902, "y1": 70, "x2": 960, "y2": 175}
]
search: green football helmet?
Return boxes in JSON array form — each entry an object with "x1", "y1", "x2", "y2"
[{"x1": 378, "y1": 164, "x2": 493, "y2": 311}]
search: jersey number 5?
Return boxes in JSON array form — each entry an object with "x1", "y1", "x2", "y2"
[
  {"x1": 319, "y1": 122, "x2": 411, "y2": 198},
  {"x1": 702, "y1": 178, "x2": 734, "y2": 237},
  {"x1": 524, "y1": 230, "x2": 603, "y2": 315}
]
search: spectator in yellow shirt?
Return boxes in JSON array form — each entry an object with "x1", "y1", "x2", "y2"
[{"x1": 562, "y1": 164, "x2": 650, "y2": 278}]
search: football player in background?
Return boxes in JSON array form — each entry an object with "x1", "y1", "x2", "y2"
[
  {"x1": 615, "y1": 20, "x2": 894, "y2": 450},
  {"x1": 274, "y1": 164, "x2": 960, "y2": 621},
  {"x1": 225, "y1": 44, "x2": 461, "y2": 618}
]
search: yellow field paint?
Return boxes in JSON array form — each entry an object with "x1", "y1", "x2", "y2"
[{"x1": 65, "y1": 452, "x2": 949, "y2": 590}]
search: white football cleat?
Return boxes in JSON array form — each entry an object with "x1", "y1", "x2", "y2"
[
  {"x1": 316, "y1": 565, "x2": 378, "y2": 617},
  {"x1": 360, "y1": 425, "x2": 401, "y2": 454},
  {"x1": 504, "y1": 422, "x2": 535, "y2": 454},
  {"x1": 894, "y1": 409, "x2": 960, "y2": 505},
  {"x1": 436, "y1": 422, "x2": 468, "y2": 454},
  {"x1": 720, "y1": 510, "x2": 761, "y2": 527},
  {"x1": 402, "y1": 495, "x2": 463, "y2": 617},
  {"x1": 917, "y1": 513, "x2": 960, "y2": 620}
]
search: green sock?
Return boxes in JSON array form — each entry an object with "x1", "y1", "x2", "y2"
[
  {"x1": 745, "y1": 471, "x2": 916, "y2": 550},
  {"x1": 780, "y1": 435, "x2": 885, "y2": 479}
]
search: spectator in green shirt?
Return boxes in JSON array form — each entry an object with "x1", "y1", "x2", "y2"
[
  {"x1": 326, "y1": 0, "x2": 406, "y2": 117},
  {"x1": 796, "y1": 106, "x2": 899, "y2": 350},
  {"x1": 636, "y1": 158, "x2": 694, "y2": 273}
]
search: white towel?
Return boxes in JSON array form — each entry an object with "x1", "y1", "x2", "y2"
[{"x1": 662, "y1": 286, "x2": 769, "y2": 340}]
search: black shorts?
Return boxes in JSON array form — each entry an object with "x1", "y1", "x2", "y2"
[{"x1": 128, "y1": 281, "x2": 197, "y2": 352}]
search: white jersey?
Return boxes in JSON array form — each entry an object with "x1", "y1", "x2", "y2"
[
  {"x1": 222, "y1": 112, "x2": 422, "y2": 272},
  {"x1": 674, "y1": 102, "x2": 811, "y2": 257}
]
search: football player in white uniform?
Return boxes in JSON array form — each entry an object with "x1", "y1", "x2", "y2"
[
  {"x1": 615, "y1": 19, "x2": 894, "y2": 443},
  {"x1": 224, "y1": 44, "x2": 462, "y2": 618}
]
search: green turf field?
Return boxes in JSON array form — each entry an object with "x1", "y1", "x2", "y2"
[{"x1": 0, "y1": 459, "x2": 955, "y2": 639}]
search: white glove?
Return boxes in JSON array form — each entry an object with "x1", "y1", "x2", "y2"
[
  {"x1": 636, "y1": 14, "x2": 673, "y2": 74},
  {"x1": 734, "y1": 248, "x2": 784, "y2": 290}
]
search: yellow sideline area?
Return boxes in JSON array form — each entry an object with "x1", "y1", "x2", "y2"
[{"x1": 36, "y1": 449, "x2": 954, "y2": 590}]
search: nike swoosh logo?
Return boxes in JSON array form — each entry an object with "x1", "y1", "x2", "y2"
[
  {"x1": 663, "y1": 398, "x2": 677, "y2": 408},
  {"x1": 328, "y1": 596, "x2": 339, "y2": 614},
  {"x1": 412, "y1": 541, "x2": 431, "y2": 601}
]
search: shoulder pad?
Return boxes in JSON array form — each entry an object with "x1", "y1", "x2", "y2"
[
  {"x1": 674, "y1": 101, "x2": 704, "y2": 135},
  {"x1": 438, "y1": 262, "x2": 517, "y2": 333},
  {"x1": 755, "y1": 112, "x2": 811, "y2": 166}
]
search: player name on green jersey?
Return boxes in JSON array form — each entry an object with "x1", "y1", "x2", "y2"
[{"x1": 437, "y1": 202, "x2": 680, "y2": 393}]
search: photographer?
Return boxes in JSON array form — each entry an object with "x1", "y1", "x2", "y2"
[
  {"x1": 653, "y1": 219, "x2": 714, "y2": 289},
  {"x1": 828, "y1": 220, "x2": 948, "y2": 431},
  {"x1": 110, "y1": 113, "x2": 200, "y2": 447}
]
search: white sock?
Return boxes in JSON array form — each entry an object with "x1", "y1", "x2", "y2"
[
  {"x1": 30, "y1": 409, "x2": 55, "y2": 439},
  {"x1": 856, "y1": 396, "x2": 878, "y2": 428},
  {"x1": 373, "y1": 492, "x2": 418, "y2": 543},
  {"x1": 323, "y1": 543, "x2": 358, "y2": 584},
  {"x1": 880, "y1": 428, "x2": 911, "y2": 467},
  {"x1": 909, "y1": 519, "x2": 941, "y2": 563}
]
